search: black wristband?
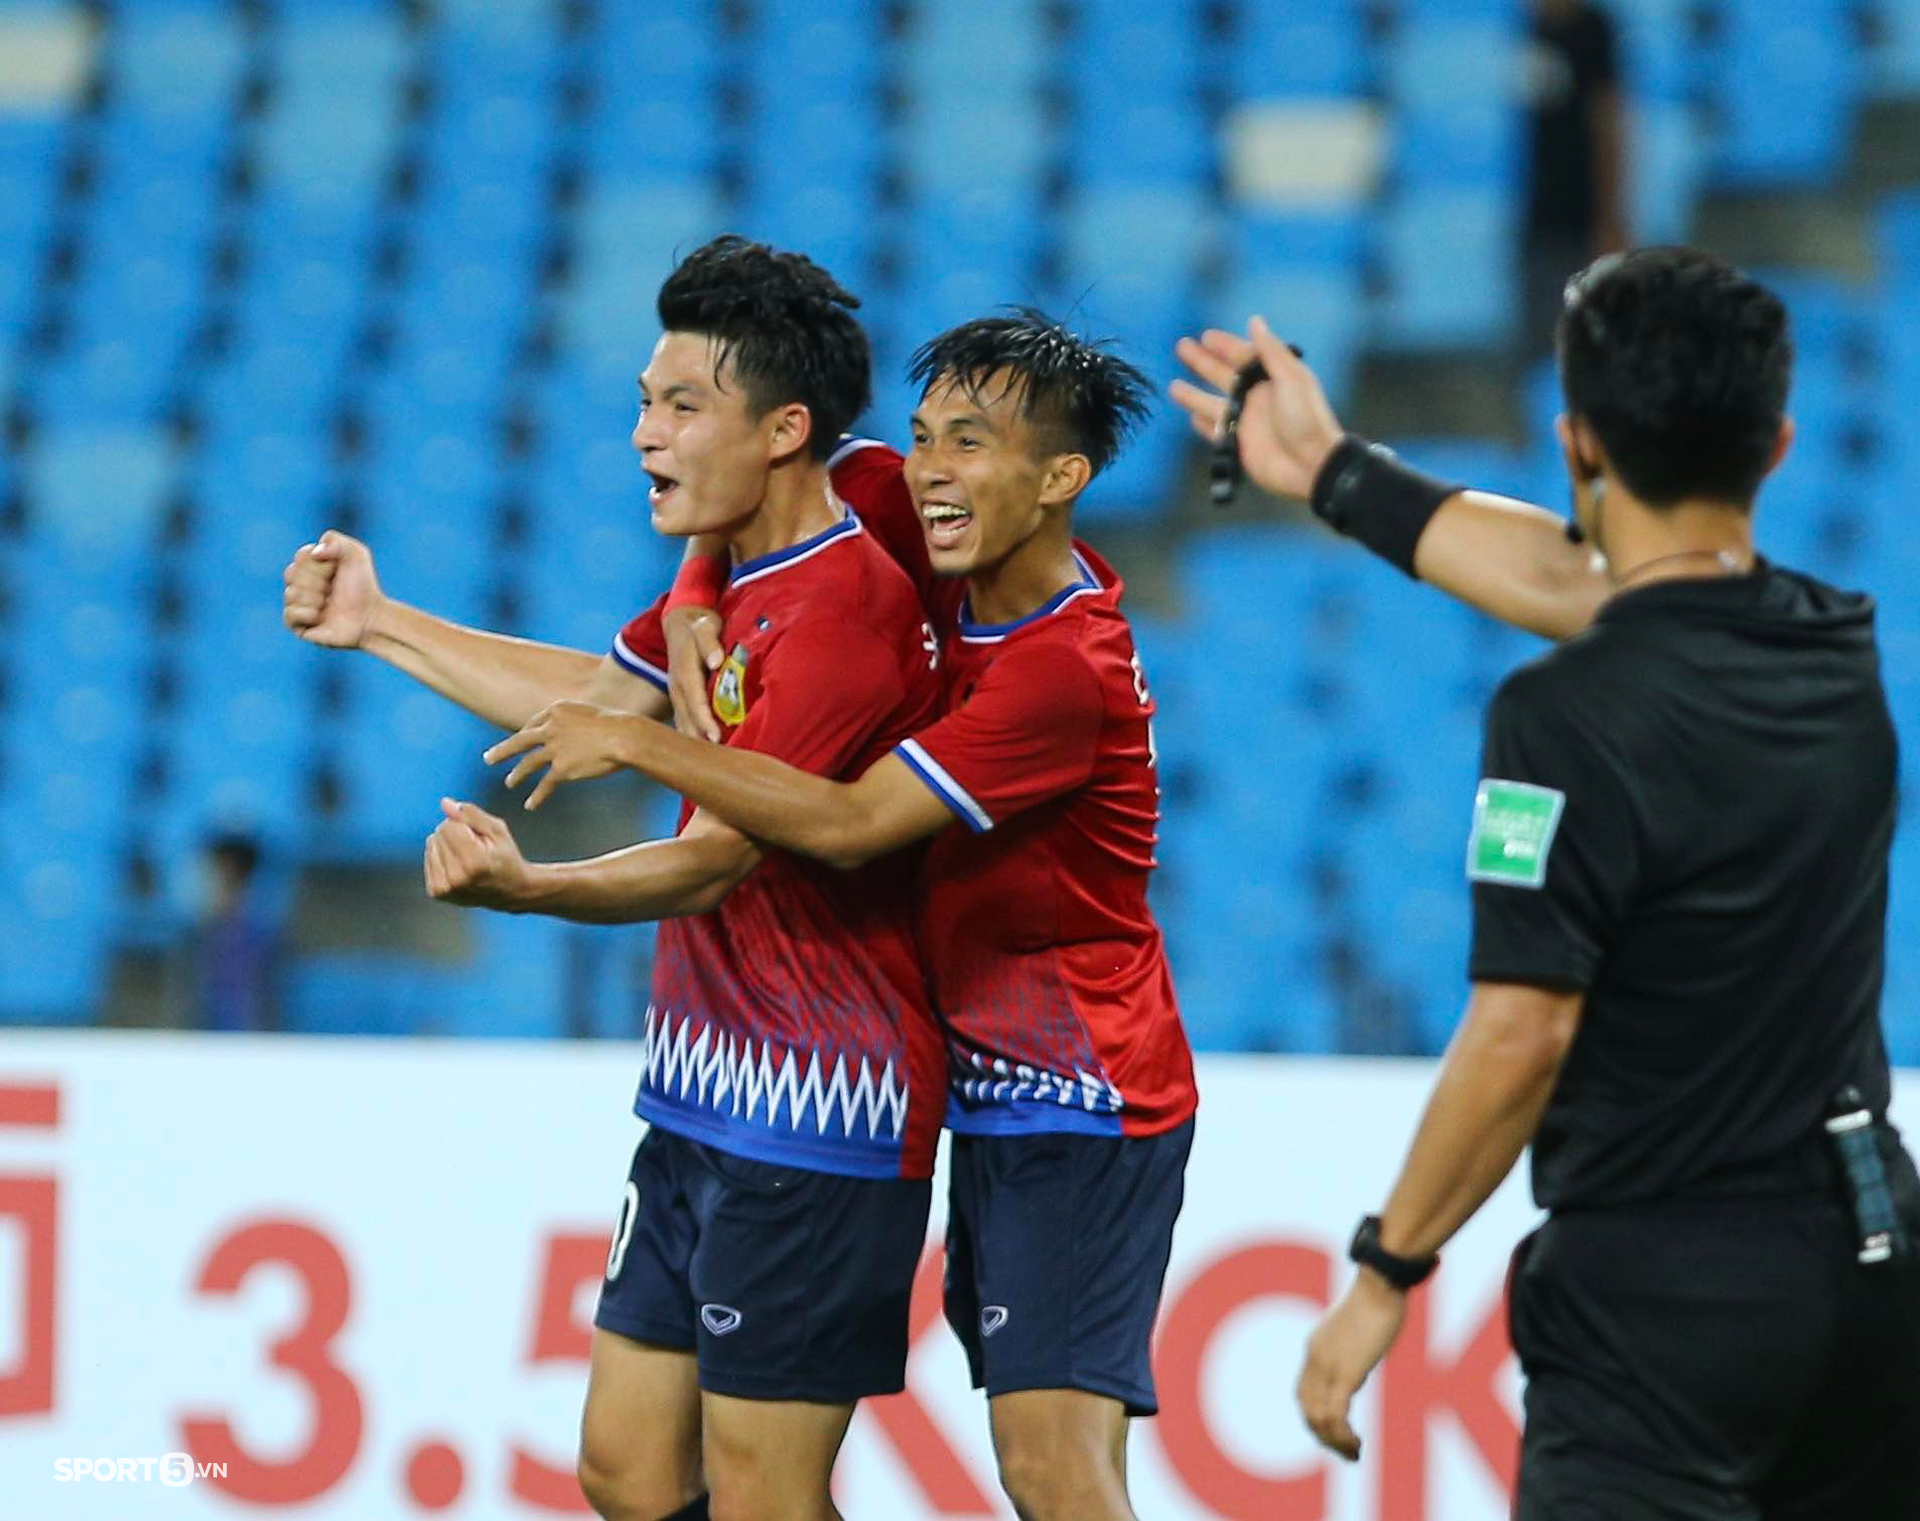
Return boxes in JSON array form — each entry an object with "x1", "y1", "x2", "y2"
[
  {"x1": 1308, "y1": 434, "x2": 1461, "y2": 579},
  {"x1": 1348, "y1": 1214, "x2": 1438, "y2": 1290}
]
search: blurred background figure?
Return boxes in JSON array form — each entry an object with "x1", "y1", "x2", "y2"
[
  {"x1": 190, "y1": 832, "x2": 283, "y2": 1032},
  {"x1": 1519, "y1": 0, "x2": 1627, "y2": 354}
]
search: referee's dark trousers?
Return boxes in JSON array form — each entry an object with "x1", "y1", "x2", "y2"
[{"x1": 1510, "y1": 1128, "x2": 1920, "y2": 1520}]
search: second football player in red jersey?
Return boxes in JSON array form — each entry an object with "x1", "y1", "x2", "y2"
[{"x1": 490, "y1": 313, "x2": 1198, "y2": 1521}]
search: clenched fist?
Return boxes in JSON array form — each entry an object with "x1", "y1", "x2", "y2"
[
  {"x1": 423, "y1": 798, "x2": 534, "y2": 910},
  {"x1": 283, "y1": 529, "x2": 384, "y2": 649}
]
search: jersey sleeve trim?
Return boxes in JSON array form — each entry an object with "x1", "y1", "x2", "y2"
[
  {"x1": 610, "y1": 632, "x2": 669, "y2": 691},
  {"x1": 828, "y1": 435, "x2": 893, "y2": 468},
  {"x1": 895, "y1": 738, "x2": 993, "y2": 833}
]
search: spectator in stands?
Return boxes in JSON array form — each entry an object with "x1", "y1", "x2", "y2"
[
  {"x1": 191, "y1": 833, "x2": 283, "y2": 1032},
  {"x1": 1520, "y1": 0, "x2": 1628, "y2": 354}
]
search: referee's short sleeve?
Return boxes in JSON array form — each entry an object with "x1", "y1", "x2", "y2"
[{"x1": 1466, "y1": 668, "x2": 1639, "y2": 990}]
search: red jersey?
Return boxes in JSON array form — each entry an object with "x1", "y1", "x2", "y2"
[
  {"x1": 611, "y1": 496, "x2": 946, "y2": 1179},
  {"x1": 896, "y1": 545, "x2": 1197, "y2": 1139}
]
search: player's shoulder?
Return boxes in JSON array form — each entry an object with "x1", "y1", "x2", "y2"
[
  {"x1": 1501, "y1": 610, "x2": 1634, "y2": 698},
  {"x1": 828, "y1": 435, "x2": 905, "y2": 500},
  {"x1": 1488, "y1": 629, "x2": 1639, "y2": 770},
  {"x1": 763, "y1": 518, "x2": 925, "y2": 647}
]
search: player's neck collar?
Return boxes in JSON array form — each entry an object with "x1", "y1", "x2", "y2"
[
  {"x1": 729, "y1": 487, "x2": 863, "y2": 589},
  {"x1": 958, "y1": 549, "x2": 1101, "y2": 643}
]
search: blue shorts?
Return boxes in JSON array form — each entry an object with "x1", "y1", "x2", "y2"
[
  {"x1": 942, "y1": 1117, "x2": 1194, "y2": 1417},
  {"x1": 594, "y1": 1126, "x2": 932, "y2": 1404}
]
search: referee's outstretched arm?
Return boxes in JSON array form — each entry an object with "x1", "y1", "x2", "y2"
[
  {"x1": 1171, "y1": 322, "x2": 1612, "y2": 641},
  {"x1": 1293, "y1": 979, "x2": 1582, "y2": 1461}
]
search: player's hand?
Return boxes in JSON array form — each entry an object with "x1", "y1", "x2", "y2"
[
  {"x1": 484, "y1": 700, "x2": 634, "y2": 811},
  {"x1": 663, "y1": 606, "x2": 725, "y2": 744},
  {"x1": 1294, "y1": 1269, "x2": 1408, "y2": 1462},
  {"x1": 423, "y1": 798, "x2": 532, "y2": 909},
  {"x1": 283, "y1": 529, "x2": 384, "y2": 649},
  {"x1": 1170, "y1": 317, "x2": 1345, "y2": 501}
]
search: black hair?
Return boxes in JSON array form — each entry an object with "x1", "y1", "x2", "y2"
[
  {"x1": 206, "y1": 833, "x2": 261, "y2": 878},
  {"x1": 1558, "y1": 247, "x2": 1791, "y2": 508},
  {"x1": 655, "y1": 234, "x2": 871, "y2": 461},
  {"x1": 907, "y1": 306, "x2": 1153, "y2": 475}
]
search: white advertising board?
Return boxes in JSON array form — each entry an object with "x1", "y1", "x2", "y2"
[{"x1": 1, "y1": 1034, "x2": 1909, "y2": 1519}]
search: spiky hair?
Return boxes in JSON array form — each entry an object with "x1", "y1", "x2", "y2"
[{"x1": 907, "y1": 306, "x2": 1153, "y2": 474}]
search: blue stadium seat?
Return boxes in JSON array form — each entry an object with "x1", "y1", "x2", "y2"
[
  {"x1": 21, "y1": 427, "x2": 175, "y2": 568},
  {"x1": 569, "y1": 179, "x2": 725, "y2": 326},
  {"x1": 1874, "y1": 0, "x2": 1920, "y2": 93},
  {"x1": 1395, "y1": 96, "x2": 1521, "y2": 188},
  {"x1": 1375, "y1": 186, "x2": 1517, "y2": 349},
  {"x1": 742, "y1": 11, "x2": 883, "y2": 103},
  {"x1": 586, "y1": 88, "x2": 727, "y2": 178},
  {"x1": 739, "y1": 97, "x2": 888, "y2": 180},
  {"x1": 1228, "y1": 1, "x2": 1370, "y2": 99},
  {"x1": 1879, "y1": 189, "x2": 1920, "y2": 291},
  {"x1": 428, "y1": 913, "x2": 575, "y2": 1038},
  {"x1": 901, "y1": 1, "x2": 1050, "y2": 95},
  {"x1": 899, "y1": 94, "x2": 1050, "y2": 197},
  {"x1": 600, "y1": 4, "x2": 725, "y2": 86},
  {"x1": 1384, "y1": 19, "x2": 1522, "y2": 116},
  {"x1": 1078, "y1": 421, "x2": 1187, "y2": 522},
  {"x1": 1063, "y1": 186, "x2": 1214, "y2": 288},
  {"x1": 327, "y1": 664, "x2": 498, "y2": 855},
  {"x1": 732, "y1": 178, "x2": 880, "y2": 292},
  {"x1": 1610, "y1": 0, "x2": 1698, "y2": 100},
  {"x1": 1068, "y1": 13, "x2": 1205, "y2": 114},
  {"x1": 0, "y1": 844, "x2": 114, "y2": 1025},
  {"x1": 1065, "y1": 99, "x2": 1213, "y2": 186},
  {"x1": 1708, "y1": 0, "x2": 1863, "y2": 189},
  {"x1": 1631, "y1": 101, "x2": 1708, "y2": 245},
  {"x1": 109, "y1": 7, "x2": 248, "y2": 124},
  {"x1": 286, "y1": 954, "x2": 445, "y2": 1037}
]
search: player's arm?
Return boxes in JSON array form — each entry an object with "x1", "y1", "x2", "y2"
[
  {"x1": 1170, "y1": 323, "x2": 1611, "y2": 641},
  {"x1": 424, "y1": 798, "x2": 759, "y2": 923},
  {"x1": 283, "y1": 529, "x2": 670, "y2": 728},
  {"x1": 487, "y1": 638, "x2": 1102, "y2": 868},
  {"x1": 485, "y1": 704, "x2": 953, "y2": 871},
  {"x1": 1296, "y1": 979, "x2": 1583, "y2": 1461}
]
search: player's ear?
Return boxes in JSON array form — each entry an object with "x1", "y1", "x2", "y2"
[
  {"x1": 766, "y1": 401, "x2": 813, "y2": 465},
  {"x1": 1556, "y1": 413, "x2": 1606, "y2": 482},
  {"x1": 1039, "y1": 451, "x2": 1093, "y2": 507},
  {"x1": 1763, "y1": 416, "x2": 1794, "y2": 481}
]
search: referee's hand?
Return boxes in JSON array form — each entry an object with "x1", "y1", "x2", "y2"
[
  {"x1": 1295, "y1": 1269, "x2": 1408, "y2": 1462},
  {"x1": 1170, "y1": 317, "x2": 1344, "y2": 501}
]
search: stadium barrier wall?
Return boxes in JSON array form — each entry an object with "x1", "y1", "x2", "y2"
[{"x1": 4, "y1": 1034, "x2": 1913, "y2": 1520}]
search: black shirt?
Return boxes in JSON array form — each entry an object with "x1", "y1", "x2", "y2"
[
  {"x1": 1524, "y1": 2, "x2": 1620, "y2": 238},
  {"x1": 1468, "y1": 562, "x2": 1899, "y2": 1211}
]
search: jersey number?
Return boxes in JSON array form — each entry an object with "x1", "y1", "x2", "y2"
[{"x1": 1130, "y1": 652, "x2": 1159, "y2": 770}]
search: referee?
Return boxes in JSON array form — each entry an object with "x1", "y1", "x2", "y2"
[{"x1": 1176, "y1": 246, "x2": 1920, "y2": 1517}]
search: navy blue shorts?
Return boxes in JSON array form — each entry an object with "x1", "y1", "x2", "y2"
[
  {"x1": 942, "y1": 1117, "x2": 1194, "y2": 1417},
  {"x1": 594, "y1": 1126, "x2": 932, "y2": 1404}
]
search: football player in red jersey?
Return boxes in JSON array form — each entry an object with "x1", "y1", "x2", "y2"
[
  {"x1": 287, "y1": 238, "x2": 945, "y2": 1521},
  {"x1": 489, "y1": 312, "x2": 1197, "y2": 1521}
]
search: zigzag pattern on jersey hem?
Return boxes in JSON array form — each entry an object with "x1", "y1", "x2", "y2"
[
  {"x1": 640, "y1": 1004, "x2": 910, "y2": 1143},
  {"x1": 948, "y1": 1048, "x2": 1127, "y2": 1114}
]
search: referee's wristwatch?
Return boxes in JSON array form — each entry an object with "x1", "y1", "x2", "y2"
[{"x1": 1348, "y1": 1215, "x2": 1438, "y2": 1290}]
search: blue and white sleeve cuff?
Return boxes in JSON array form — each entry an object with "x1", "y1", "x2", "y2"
[
  {"x1": 611, "y1": 633, "x2": 670, "y2": 692},
  {"x1": 895, "y1": 739, "x2": 993, "y2": 833}
]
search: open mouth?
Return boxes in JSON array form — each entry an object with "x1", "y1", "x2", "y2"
[
  {"x1": 647, "y1": 470, "x2": 679, "y2": 506},
  {"x1": 921, "y1": 502, "x2": 973, "y2": 551}
]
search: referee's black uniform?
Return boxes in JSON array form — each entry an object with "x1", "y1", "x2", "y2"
[{"x1": 1471, "y1": 560, "x2": 1920, "y2": 1517}]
